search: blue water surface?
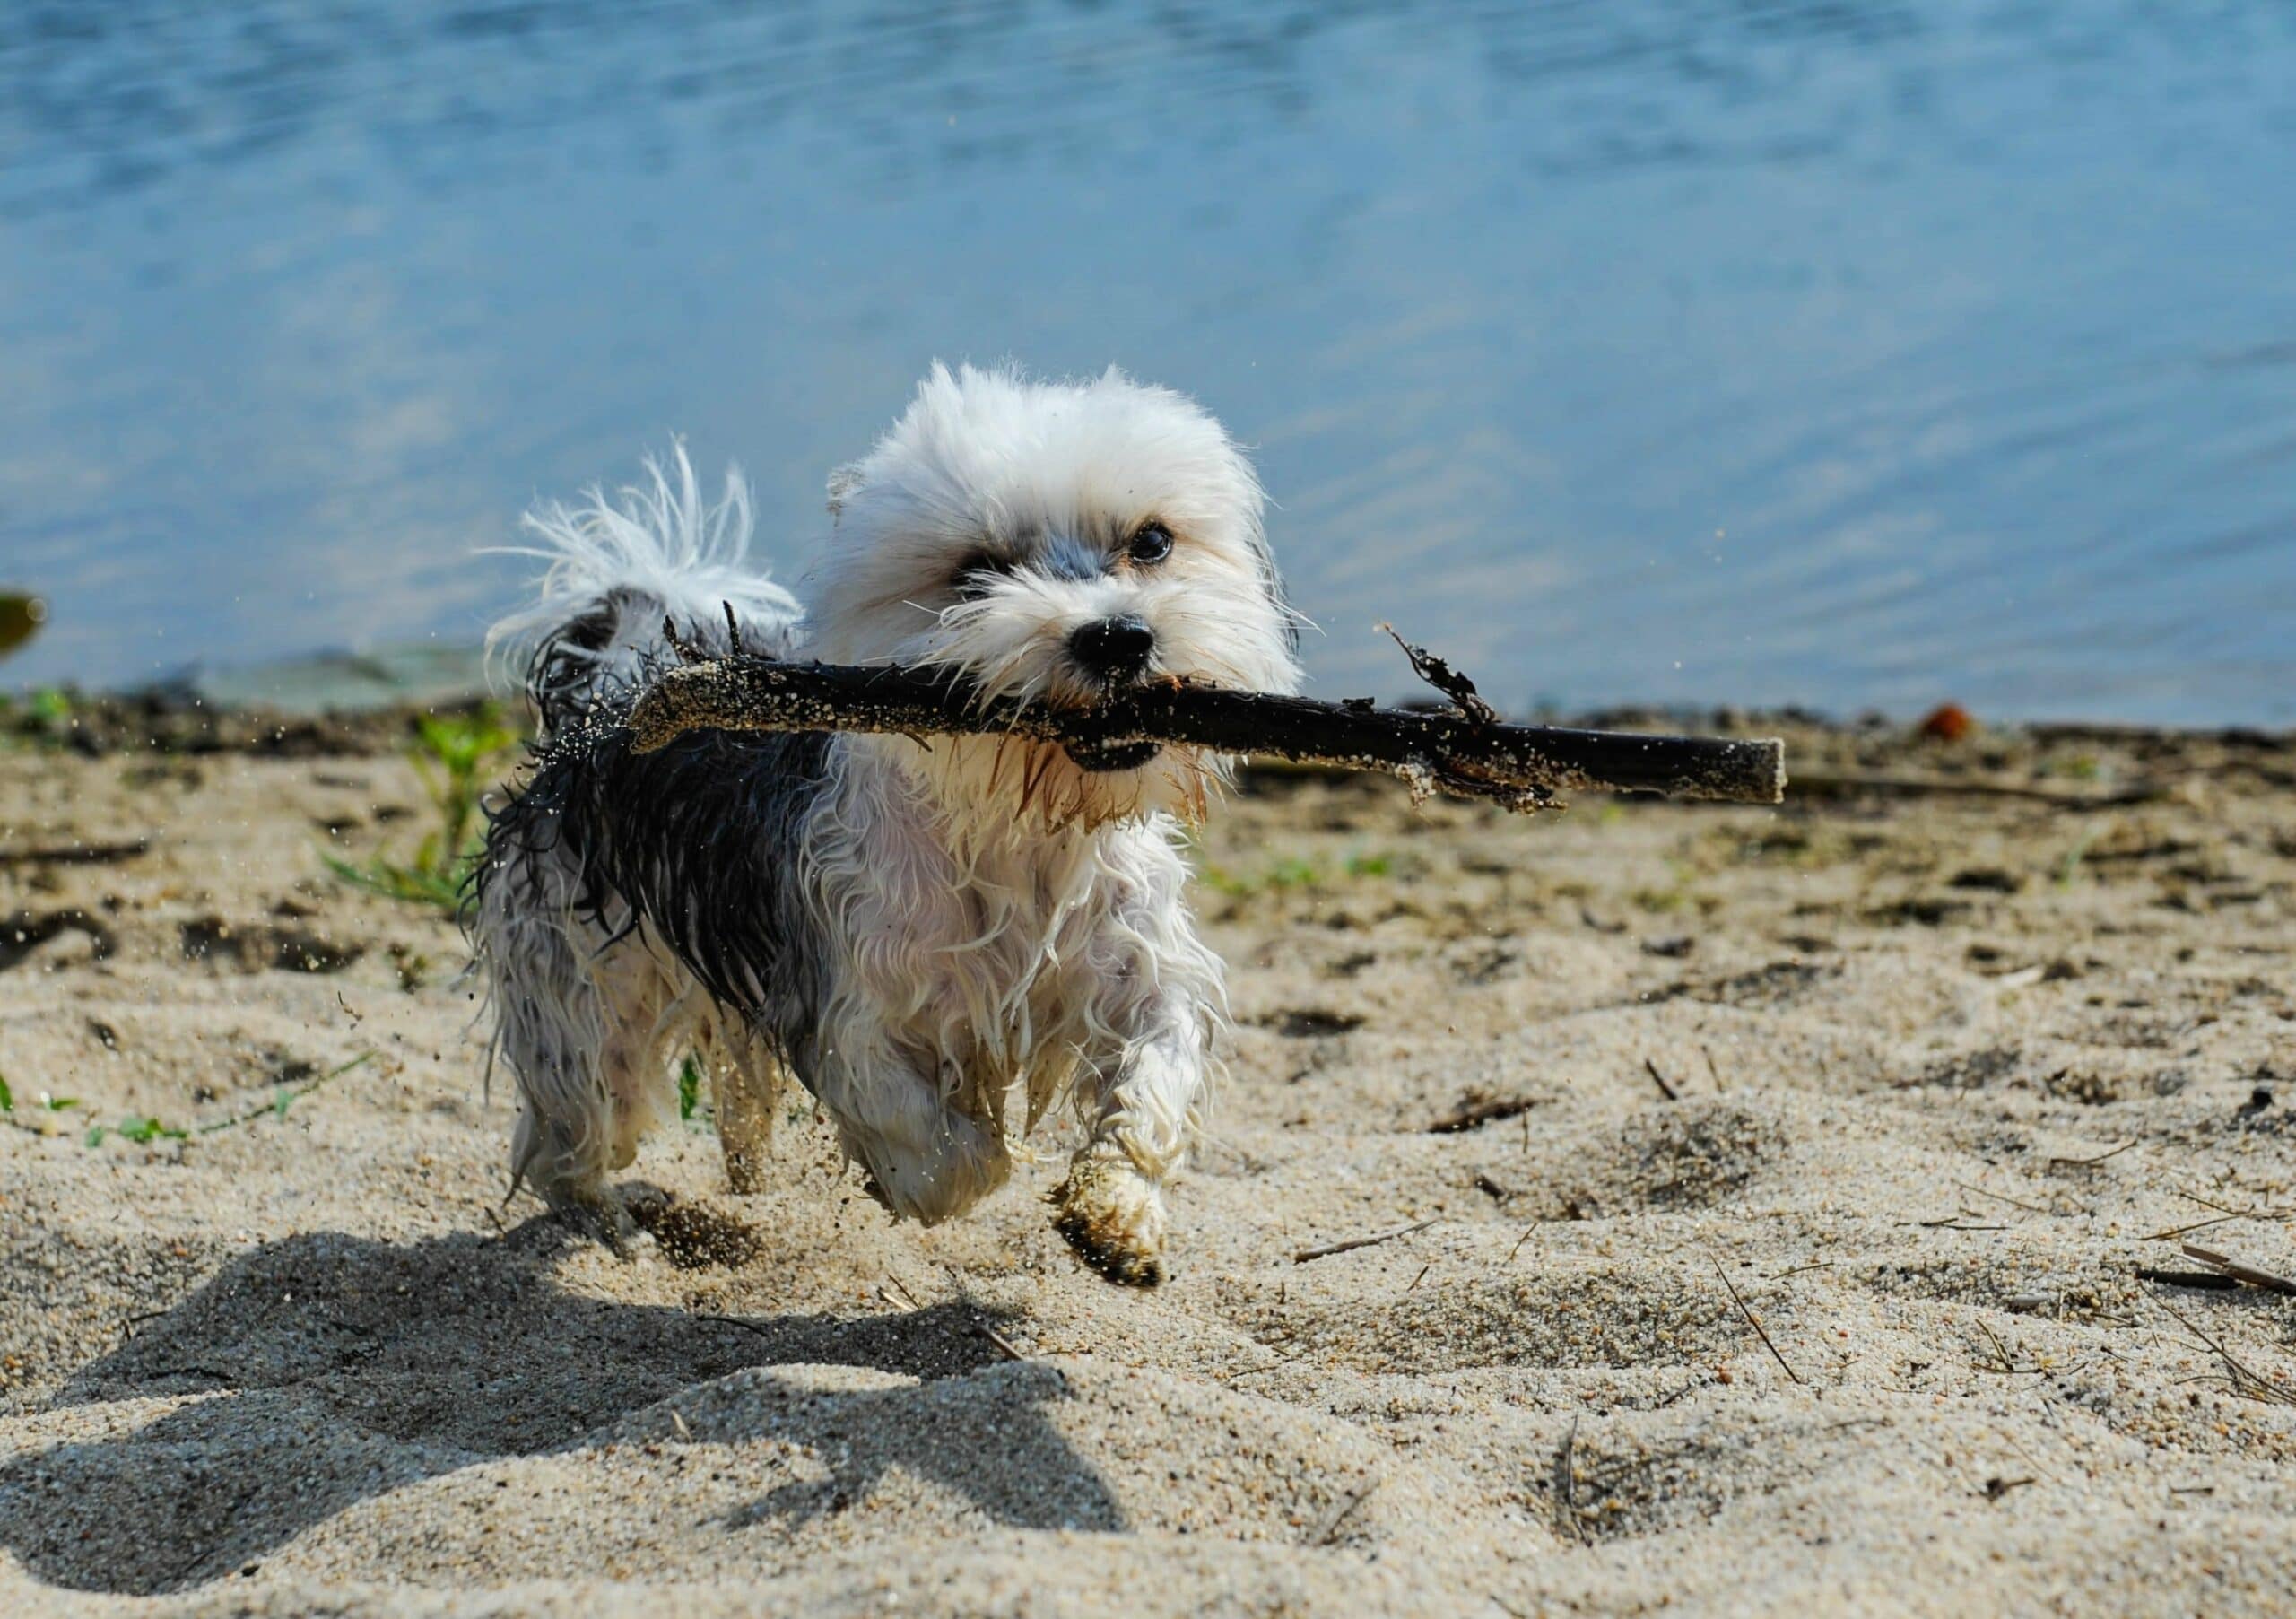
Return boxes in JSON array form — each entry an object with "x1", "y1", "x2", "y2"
[{"x1": 3, "y1": 1, "x2": 2292, "y2": 720}]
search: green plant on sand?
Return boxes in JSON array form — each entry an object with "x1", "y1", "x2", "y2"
[{"x1": 326, "y1": 708, "x2": 521, "y2": 910}]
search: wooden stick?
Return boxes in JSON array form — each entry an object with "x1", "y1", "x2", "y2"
[
  {"x1": 622, "y1": 652, "x2": 1787, "y2": 811},
  {"x1": 2135, "y1": 1266, "x2": 2240, "y2": 1291},
  {"x1": 1712, "y1": 1258, "x2": 1804, "y2": 1384},
  {"x1": 972, "y1": 1320, "x2": 1030, "y2": 1362},
  {"x1": 1428, "y1": 1092, "x2": 1540, "y2": 1134},
  {"x1": 2179, "y1": 1242, "x2": 2296, "y2": 1296},
  {"x1": 0, "y1": 838, "x2": 150, "y2": 869},
  {"x1": 1293, "y1": 1217, "x2": 1438, "y2": 1264}
]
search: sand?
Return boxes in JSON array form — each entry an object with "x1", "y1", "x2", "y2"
[{"x1": 3, "y1": 707, "x2": 2294, "y2": 1616}]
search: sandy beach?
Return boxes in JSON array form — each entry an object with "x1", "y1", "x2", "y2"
[{"x1": 4, "y1": 704, "x2": 2293, "y2": 1615}]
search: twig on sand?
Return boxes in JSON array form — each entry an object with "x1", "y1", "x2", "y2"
[
  {"x1": 622, "y1": 640, "x2": 1788, "y2": 811},
  {"x1": 2172, "y1": 1188, "x2": 2294, "y2": 1221},
  {"x1": 1430, "y1": 1093, "x2": 1541, "y2": 1134},
  {"x1": 874, "y1": 1271, "x2": 1038, "y2": 1367},
  {"x1": 2046, "y1": 1139, "x2": 2135, "y2": 1170},
  {"x1": 1311, "y1": 1480, "x2": 1380, "y2": 1545},
  {"x1": 41, "y1": 1050, "x2": 381, "y2": 1144},
  {"x1": 2143, "y1": 1190, "x2": 2295, "y2": 1242},
  {"x1": 1950, "y1": 1179, "x2": 2067, "y2": 1216},
  {"x1": 195, "y1": 1049, "x2": 376, "y2": 1135},
  {"x1": 2141, "y1": 1213, "x2": 2247, "y2": 1242},
  {"x1": 1642, "y1": 1058, "x2": 1681, "y2": 1102},
  {"x1": 2136, "y1": 1266, "x2": 2241, "y2": 1292},
  {"x1": 1224, "y1": 1345, "x2": 1310, "y2": 1386},
  {"x1": 0, "y1": 838, "x2": 150, "y2": 868},
  {"x1": 1295, "y1": 1217, "x2": 1437, "y2": 1264},
  {"x1": 117, "y1": 1306, "x2": 170, "y2": 1343},
  {"x1": 972, "y1": 1320, "x2": 1029, "y2": 1362},
  {"x1": 2176, "y1": 1242, "x2": 2296, "y2": 1296},
  {"x1": 1711, "y1": 1259, "x2": 1803, "y2": 1384},
  {"x1": 1551, "y1": 1417, "x2": 1584, "y2": 1544},
  {"x1": 698, "y1": 1312, "x2": 775, "y2": 1339},
  {"x1": 1970, "y1": 1319, "x2": 2046, "y2": 1376},
  {"x1": 2160, "y1": 1302, "x2": 2296, "y2": 1407}
]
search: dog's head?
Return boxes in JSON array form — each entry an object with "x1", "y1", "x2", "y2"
[{"x1": 813, "y1": 364, "x2": 1300, "y2": 827}]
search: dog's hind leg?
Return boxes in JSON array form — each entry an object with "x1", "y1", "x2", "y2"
[
  {"x1": 490, "y1": 925, "x2": 629, "y2": 1244},
  {"x1": 591, "y1": 944, "x2": 683, "y2": 1177},
  {"x1": 712, "y1": 1025, "x2": 787, "y2": 1196},
  {"x1": 479, "y1": 849, "x2": 674, "y2": 1249}
]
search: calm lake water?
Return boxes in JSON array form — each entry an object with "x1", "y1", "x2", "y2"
[{"x1": 4, "y1": 2, "x2": 2293, "y2": 721}]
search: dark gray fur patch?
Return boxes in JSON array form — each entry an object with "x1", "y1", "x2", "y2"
[{"x1": 474, "y1": 600, "x2": 834, "y2": 1082}]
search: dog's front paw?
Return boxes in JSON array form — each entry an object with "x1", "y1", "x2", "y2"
[{"x1": 1052, "y1": 1156, "x2": 1168, "y2": 1286}]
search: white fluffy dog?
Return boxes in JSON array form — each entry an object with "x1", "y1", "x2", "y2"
[{"x1": 471, "y1": 364, "x2": 1300, "y2": 1284}]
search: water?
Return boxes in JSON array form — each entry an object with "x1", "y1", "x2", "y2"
[{"x1": 4, "y1": 1, "x2": 2292, "y2": 722}]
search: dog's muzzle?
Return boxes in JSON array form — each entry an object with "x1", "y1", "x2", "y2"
[
  {"x1": 1063, "y1": 615, "x2": 1161, "y2": 770},
  {"x1": 1068, "y1": 614, "x2": 1155, "y2": 683}
]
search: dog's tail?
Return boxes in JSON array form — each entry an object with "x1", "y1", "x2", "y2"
[{"x1": 488, "y1": 444, "x2": 804, "y2": 736}]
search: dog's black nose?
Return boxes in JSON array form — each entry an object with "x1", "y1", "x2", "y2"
[{"x1": 1069, "y1": 615, "x2": 1156, "y2": 682}]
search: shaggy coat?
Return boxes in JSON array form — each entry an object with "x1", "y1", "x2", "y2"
[{"x1": 471, "y1": 365, "x2": 1300, "y2": 1283}]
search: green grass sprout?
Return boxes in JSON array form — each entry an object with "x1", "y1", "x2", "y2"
[
  {"x1": 77, "y1": 1051, "x2": 376, "y2": 1149},
  {"x1": 326, "y1": 707, "x2": 522, "y2": 912}
]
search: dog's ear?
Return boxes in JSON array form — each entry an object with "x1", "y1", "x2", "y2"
[{"x1": 825, "y1": 464, "x2": 865, "y2": 521}]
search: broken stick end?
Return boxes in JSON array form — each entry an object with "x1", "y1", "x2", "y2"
[{"x1": 1757, "y1": 738, "x2": 1788, "y2": 805}]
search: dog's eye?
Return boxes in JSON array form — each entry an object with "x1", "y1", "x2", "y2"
[
  {"x1": 952, "y1": 551, "x2": 1009, "y2": 597},
  {"x1": 1126, "y1": 521, "x2": 1174, "y2": 567}
]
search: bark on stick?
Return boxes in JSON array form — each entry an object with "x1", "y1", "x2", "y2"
[{"x1": 623, "y1": 654, "x2": 1786, "y2": 811}]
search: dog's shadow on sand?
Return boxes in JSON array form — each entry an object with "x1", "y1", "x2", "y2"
[{"x1": 0, "y1": 1216, "x2": 1118, "y2": 1595}]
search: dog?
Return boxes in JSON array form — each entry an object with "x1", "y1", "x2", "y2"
[{"x1": 471, "y1": 363, "x2": 1300, "y2": 1284}]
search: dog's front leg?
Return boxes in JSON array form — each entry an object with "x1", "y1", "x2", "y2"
[{"x1": 1055, "y1": 995, "x2": 1209, "y2": 1286}]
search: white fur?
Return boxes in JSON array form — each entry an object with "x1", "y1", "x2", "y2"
[
  {"x1": 475, "y1": 365, "x2": 1299, "y2": 1284},
  {"x1": 489, "y1": 446, "x2": 806, "y2": 685}
]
